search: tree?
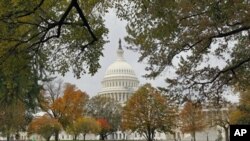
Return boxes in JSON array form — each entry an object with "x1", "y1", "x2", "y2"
[
  {"x1": 51, "y1": 83, "x2": 89, "y2": 129},
  {"x1": 206, "y1": 102, "x2": 231, "y2": 141},
  {"x1": 38, "y1": 82, "x2": 89, "y2": 141},
  {"x1": 28, "y1": 114, "x2": 61, "y2": 141},
  {"x1": 67, "y1": 117, "x2": 100, "y2": 141},
  {"x1": 122, "y1": 84, "x2": 176, "y2": 141},
  {"x1": 179, "y1": 100, "x2": 206, "y2": 141},
  {"x1": 0, "y1": 0, "x2": 110, "y2": 78},
  {"x1": 96, "y1": 118, "x2": 112, "y2": 140},
  {"x1": 86, "y1": 96, "x2": 122, "y2": 140},
  {"x1": 0, "y1": 101, "x2": 26, "y2": 141},
  {"x1": 114, "y1": 0, "x2": 250, "y2": 98},
  {"x1": 38, "y1": 79, "x2": 64, "y2": 141},
  {"x1": 230, "y1": 88, "x2": 250, "y2": 124},
  {"x1": 0, "y1": 1, "x2": 109, "y2": 126}
]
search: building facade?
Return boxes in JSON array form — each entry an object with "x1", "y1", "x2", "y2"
[{"x1": 98, "y1": 39, "x2": 139, "y2": 104}]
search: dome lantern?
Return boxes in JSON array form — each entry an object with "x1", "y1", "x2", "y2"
[{"x1": 117, "y1": 39, "x2": 124, "y2": 61}]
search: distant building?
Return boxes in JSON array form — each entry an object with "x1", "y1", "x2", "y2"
[
  {"x1": 0, "y1": 41, "x2": 229, "y2": 141},
  {"x1": 98, "y1": 39, "x2": 139, "y2": 104}
]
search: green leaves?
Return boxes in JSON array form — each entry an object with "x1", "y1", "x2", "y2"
[
  {"x1": 115, "y1": 0, "x2": 250, "y2": 99},
  {"x1": 0, "y1": 0, "x2": 110, "y2": 78}
]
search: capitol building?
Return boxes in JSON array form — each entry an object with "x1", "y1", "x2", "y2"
[
  {"x1": 95, "y1": 40, "x2": 226, "y2": 141},
  {"x1": 98, "y1": 40, "x2": 139, "y2": 104},
  {"x1": 0, "y1": 41, "x2": 228, "y2": 141}
]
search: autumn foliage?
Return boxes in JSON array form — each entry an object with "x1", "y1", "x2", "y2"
[
  {"x1": 32, "y1": 82, "x2": 89, "y2": 141},
  {"x1": 122, "y1": 84, "x2": 176, "y2": 141},
  {"x1": 27, "y1": 115, "x2": 61, "y2": 141},
  {"x1": 179, "y1": 100, "x2": 206, "y2": 141},
  {"x1": 230, "y1": 88, "x2": 250, "y2": 124},
  {"x1": 96, "y1": 118, "x2": 111, "y2": 140},
  {"x1": 51, "y1": 83, "x2": 89, "y2": 128},
  {"x1": 66, "y1": 117, "x2": 100, "y2": 141},
  {"x1": 86, "y1": 96, "x2": 121, "y2": 140}
]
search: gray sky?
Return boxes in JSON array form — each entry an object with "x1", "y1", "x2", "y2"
[
  {"x1": 57, "y1": 10, "x2": 238, "y2": 102},
  {"x1": 58, "y1": 10, "x2": 166, "y2": 97}
]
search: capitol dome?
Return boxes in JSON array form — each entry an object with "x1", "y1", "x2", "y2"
[{"x1": 98, "y1": 40, "x2": 139, "y2": 103}]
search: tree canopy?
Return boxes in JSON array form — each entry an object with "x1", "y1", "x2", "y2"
[
  {"x1": 179, "y1": 100, "x2": 206, "y2": 141},
  {"x1": 86, "y1": 96, "x2": 122, "y2": 140},
  {"x1": 122, "y1": 84, "x2": 176, "y2": 141},
  {"x1": 0, "y1": 0, "x2": 110, "y2": 84},
  {"x1": 0, "y1": 0, "x2": 109, "y2": 134},
  {"x1": 115, "y1": 0, "x2": 250, "y2": 99},
  {"x1": 51, "y1": 83, "x2": 89, "y2": 128},
  {"x1": 230, "y1": 87, "x2": 250, "y2": 124},
  {"x1": 27, "y1": 114, "x2": 62, "y2": 141}
]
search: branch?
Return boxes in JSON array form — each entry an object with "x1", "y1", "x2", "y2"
[
  {"x1": 212, "y1": 26, "x2": 250, "y2": 38},
  {"x1": 192, "y1": 57, "x2": 250, "y2": 85},
  {"x1": 73, "y1": 0, "x2": 98, "y2": 41},
  {"x1": 0, "y1": 0, "x2": 99, "y2": 70},
  {"x1": 16, "y1": 0, "x2": 45, "y2": 18}
]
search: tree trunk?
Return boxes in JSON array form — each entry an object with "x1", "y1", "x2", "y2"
[
  {"x1": 99, "y1": 134, "x2": 106, "y2": 140},
  {"x1": 83, "y1": 134, "x2": 86, "y2": 141},
  {"x1": 147, "y1": 131, "x2": 154, "y2": 141},
  {"x1": 46, "y1": 136, "x2": 51, "y2": 141},
  {"x1": 73, "y1": 134, "x2": 77, "y2": 140},
  {"x1": 6, "y1": 133, "x2": 10, "y2": 141},
  {"x1": 224, "y1": 127, "x2": 229, "y2": 141},
  {"x1": 54, "y1": 130, "x2": 59, "y2": 141},
  {"x1": 192, "y1": 132, "x2": 196, "y2": 141}
]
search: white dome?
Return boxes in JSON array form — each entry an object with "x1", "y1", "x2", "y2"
[
  {"x1": 98, "y1": 40, "x2": 139, "y2": 103},
  {"x1": 105, "y1": 61, "x2": 136, "y2": 76}
]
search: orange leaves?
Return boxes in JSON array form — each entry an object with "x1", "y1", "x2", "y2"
[
  {"x1": 229, "y1": 88, "x2": 250, "y2": 124},
  {"x1": 122, "y1": 84, "x2": 176, "y2": 141},
  {"x1": 179, "y1": 100, "x2": 206, "y2": 134},
  {"x1": 97, "y1": 118, "x2": 111, "y2": 131},
  {"x1": 51, "y1": 83, "x2": 89, "y2": 127},
  {"x1": 66, "y1": 116, "x2": 100, "y2": 139},
  {"x1": 28, "y1": 114, "x2": 61, "y2": 140}
]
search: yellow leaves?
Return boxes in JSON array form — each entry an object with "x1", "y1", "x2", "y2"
[
  {"x1": 66, "y1": 116, "x2": 100, "y2": 140},
  {"x1": 51, "y1": 83, "x2": 89, "y2": 127},
  {"x1": 229, "y1": 110, "x2": 242, "y2": 124},
  {"x1": 28, "y1": 114, "x2": 62, "y2": 139},
  {"x1": 122, "y1": 84, "x2": 176, "y2": 134},
  {"x1": 229, "y1": 87, "x2": 250, "y2": 124},
  {"x1": 179, "y1": 100, "x2": 206, "y2": 133}
]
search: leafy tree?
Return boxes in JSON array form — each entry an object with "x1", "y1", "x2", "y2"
[
  {"x1": 51, "y1": 83, "x2": 89, "y2": 128},
  {"x1": 86, "y1": 96, "x2": 122, "y2": 140},
  {"x1": 1, "y1": 1, "x2": 108, "y2": 138},
  {"x1": 27, "y1": 114, "x2": 62, "y2": 141},
  {"x1": 230, "y1": 88, "x2": 250, "y2": 124},
  {"x1": 79, "y1": 117, "x2": 100, "y2": 141},
  {"x1": 96, "y1": 118, "x2": 112, "y2": 140},
  {"x1": 38, "y1": 79, "x2": 64, "y2": 141},
  {"x1": 180, "y1": 100, "x2": 206, "y2": 141},
  {"x1": 0, "y1": 101, "x2": 26, "y2": 141},
  {"x1": 122, "y1": 84, "x2": 176, "y2": 141},
  {"x1": 206, "y1": 102, "x2": 231, "y2": 141},
  {"x1": 38, "y1": 82, "x2": 89, "y2": 141},
  {"x1": 0, "y1": 0, "x2": 110, "y2": 78},
  {"x1": 67, "y1": 117, "x2": 100, "y2": 141},
  {"x1": 114, "y1": 0, "x2": 250, "y2": 98}
]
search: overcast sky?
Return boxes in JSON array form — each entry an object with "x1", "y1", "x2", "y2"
[
  {"x1": 56, "y1": 9, "x2": 238, "y2": 103},
  {"x1": 57, "y1": 10, "x2": 166, "y2": 97}
]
